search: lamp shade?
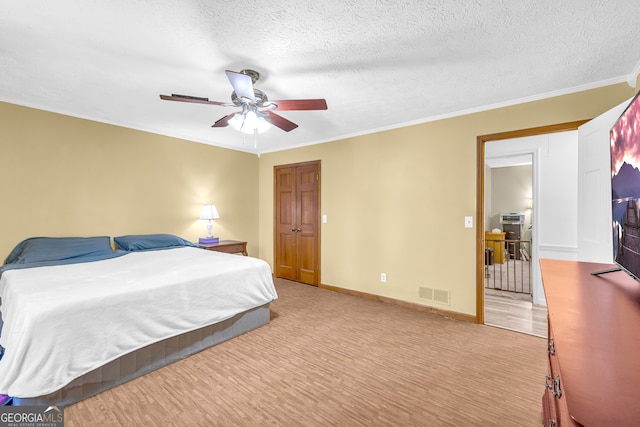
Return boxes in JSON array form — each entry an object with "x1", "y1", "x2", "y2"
[{"x1": 200, "y1": 204, "x2": 220, "y2": 220}]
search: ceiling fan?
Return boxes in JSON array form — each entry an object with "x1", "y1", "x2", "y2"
[{"x1": 160, "y1": 69, "x2": 327, "y2": 134}]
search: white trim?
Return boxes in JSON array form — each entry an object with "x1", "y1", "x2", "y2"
[
  {"x1": 538, "y1": 244, "x2": 578, "y2": 254},
  {"x1": 627, "y1": 59, "x2": 640, "y2": 88}
]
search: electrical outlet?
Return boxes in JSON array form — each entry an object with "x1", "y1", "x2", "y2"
[{"x1": 381, "y1": 273, "x2": 387, "y2": 283}]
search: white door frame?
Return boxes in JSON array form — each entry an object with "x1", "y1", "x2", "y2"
[{"x1": 485, "y1": 148, "x2": 541, "y2": 304}]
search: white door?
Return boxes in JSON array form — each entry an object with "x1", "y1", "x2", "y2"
[{"x1": 577, "y1": 99, "x2": 630, "y2": 262}]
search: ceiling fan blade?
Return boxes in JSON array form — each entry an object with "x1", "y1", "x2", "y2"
[
  {"x1": 225, "y1": 70, "x2": 255, "y2": 102},
  {"x1": 268, "y1": 99, "x2": 328, "y2": 111},
  {"x1": 212, "y1": 113, "x2": 237, "y2": 127},
  {"x1": 264, "y1": 111, "x2": 298, "y2": 132},
  {"x1": 160, "y1": 94, "x2": 230, "y2": 106}
]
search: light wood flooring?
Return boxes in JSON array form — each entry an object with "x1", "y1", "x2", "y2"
[
  {"x1": 484, "y1": 289, "x2": 548, "y2": 338},
  {"x1": 64, "y1": 279, "x2": 547, "y2": 426}
]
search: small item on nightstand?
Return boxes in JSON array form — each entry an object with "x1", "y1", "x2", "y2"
[{"x1": 199, "y1": 237, "x2": 219, "y2": 245}]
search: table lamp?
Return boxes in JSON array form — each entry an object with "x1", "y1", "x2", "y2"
[{"x1": 199, "y1": 204, "x2": 220, "y2": 245}]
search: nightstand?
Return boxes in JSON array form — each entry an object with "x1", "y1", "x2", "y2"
[{"x1": 199, "y1": 240, "x2": 248, "y2": 256}]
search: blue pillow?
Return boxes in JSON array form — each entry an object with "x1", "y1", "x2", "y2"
[
  {"x1": 114, "y1": 234, "x2": 197, "y2": 252},
  {"x1": 5, "y1": 236, "x2": 116, "y2": 265}
]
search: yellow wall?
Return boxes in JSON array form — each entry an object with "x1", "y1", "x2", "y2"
[
  {"x1": 258, "y1": 83, "x2": 637, "y2": 316},
  {"x1": 0, "y1": 102, "x2": 259, "y2": 258}
]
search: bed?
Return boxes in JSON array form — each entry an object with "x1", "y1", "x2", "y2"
[{"x1": 0, "y1": 235, "x2": 277, "y2": 406}]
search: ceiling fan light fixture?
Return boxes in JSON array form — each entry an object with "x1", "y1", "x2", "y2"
[{"x1": 229, "y1": 110, "x2": 271, "y2": 134}]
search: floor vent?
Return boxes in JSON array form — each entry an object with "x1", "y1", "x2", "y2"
[{"x1": 419, "y1": 287, "x2": 450, "y2": 305}]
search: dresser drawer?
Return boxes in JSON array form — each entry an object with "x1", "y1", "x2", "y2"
[{"x1": 545, "y1": 325, "x2": 579, "y2": 426}]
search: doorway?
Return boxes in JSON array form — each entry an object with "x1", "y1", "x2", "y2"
[
  {"x1": 483, "y1": 152, "x2": 543, "y2": 336},
  {"x1": 274, "y1": 160, "x2": 321, "y2": 286},
  {"x1": 475, "y1": 121, "x2": 588, "y2": 329}
]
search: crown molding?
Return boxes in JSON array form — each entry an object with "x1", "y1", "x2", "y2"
[{"x1": 627, "y1": 59, "x2": 640, "y2": 88}]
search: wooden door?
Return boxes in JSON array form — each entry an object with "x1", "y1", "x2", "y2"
[{"x1": 274, "y1": 161, "x2": 320, "y2": 285}]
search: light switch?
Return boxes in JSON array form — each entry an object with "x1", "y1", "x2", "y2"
[
  {"x1": 465, "y1": 216, "x2": 473, "y2": 228},
  {"x1": 322, "y1": 215, "x2": 327, "y2": 224}
]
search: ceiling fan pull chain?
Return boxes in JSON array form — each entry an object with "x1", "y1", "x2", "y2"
[{"x1": 254, "y1": 127, "x2": 258, "y2": 150}]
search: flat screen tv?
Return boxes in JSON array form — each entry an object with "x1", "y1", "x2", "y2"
[{"x1": 610, "y1": 90, "x2": 640, "y2": 279}]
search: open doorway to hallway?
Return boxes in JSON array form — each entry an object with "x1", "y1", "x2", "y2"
[
  {"x1": 483, "y1": 152, "x2": 546, "y2": 337},
  {"x1": 476, "y1": 121, "x2": 587, "y2": 335}
]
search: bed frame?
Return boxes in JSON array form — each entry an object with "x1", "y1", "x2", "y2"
[{"x1": 10, "y1": 303, "x2": 271, "y2": 407}]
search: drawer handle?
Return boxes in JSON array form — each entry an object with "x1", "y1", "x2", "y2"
[
  {"x1": 545, "y1": 375, "x2": 562, "y2": 398},
  {"x1": 289, "y1": 228, "x2": 302, "y2": 232},
  {"x1": 548, "y1": 340, "x2": 555, "y2": 355},
  {"x1": 545, "y1": 374, "x2": 552, "y2": 390},
  {"x1": 553, "y1": 375, "x2": 562, "y2": 398}
]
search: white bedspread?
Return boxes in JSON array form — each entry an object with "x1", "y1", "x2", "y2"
[{"x1": 0, "y1": 247, "x2": 277, "y2": 397}]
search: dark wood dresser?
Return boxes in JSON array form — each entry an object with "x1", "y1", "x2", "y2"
[{"x1": 540, "y1": 259, "x2": 640, "y2": 426}]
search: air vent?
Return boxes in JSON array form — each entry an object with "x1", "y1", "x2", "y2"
[
  {"x1": 434, "y1": 289, "x2": 450, "y2": 305},
  {"x1": 418, "y1": 286, "x2": 450, "y2": 305},
  {"x1": 418, "y1": 287, "x2": 433, "y2": 300}
]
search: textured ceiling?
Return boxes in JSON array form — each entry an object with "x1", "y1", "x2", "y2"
[{"x1": 1, "y1": 1, "x2": 639, "y2": 155}]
